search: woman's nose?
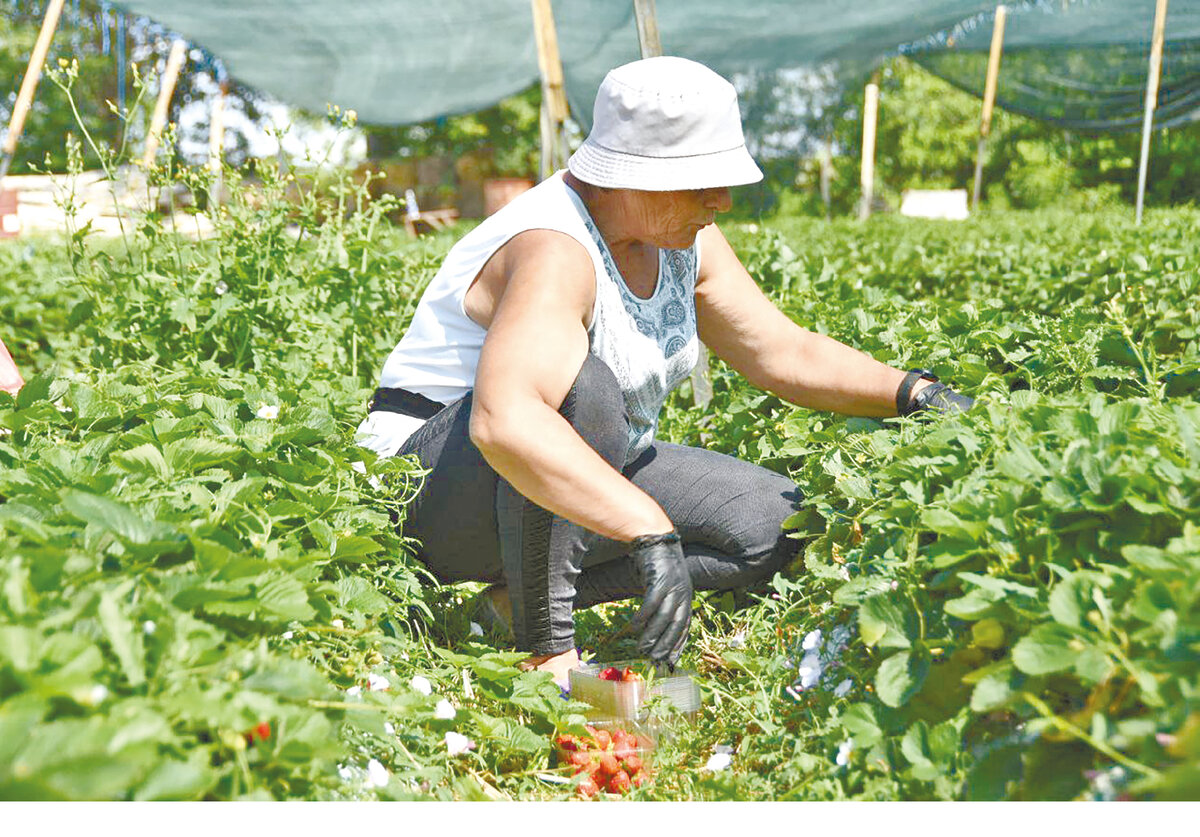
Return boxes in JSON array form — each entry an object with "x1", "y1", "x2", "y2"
[{"x1": 704, "y1": 187, "x2": 732, "y2": 212}]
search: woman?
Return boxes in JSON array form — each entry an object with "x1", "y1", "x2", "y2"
[{"x1": 358, "y1": 57, "x2": 971, "y2": 685}]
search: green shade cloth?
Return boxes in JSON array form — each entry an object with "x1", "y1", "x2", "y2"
[{"x1": 109, "y1": 1, "x2": 1200, "y2": 133}]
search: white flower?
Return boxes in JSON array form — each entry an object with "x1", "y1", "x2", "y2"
[
  {"x1": 384, "y1": 722, "x2": 395, "y2": 735},
  {"x1": 345, "y1": 685, "x2": 362, "y2": 697},
  {"x1": 469, "y1": 621, "x2": 484, "y2": 637},
  {"x1": 142, "y1": 620, "x2": 156, "y2": 635},
  {"x1": 434, "y1": 699, "x2": 457, "y2": 720},
  {"x1": 85, "y1": 684, "x2": 108, "y2": 705},
  {"x1": 282, "y1": 630, "x2": 294, "y2": 640},
  {"x1": 797, "y1": 651, "x2": 823, "y2": 689},
  {"x1": 445, "y1": 731, "x2": 475, "y2": 756},
  {"x1": 834, "y1": 679, "x2": 853, "y2": 698},
  {"x1": 214, "y1": 280, "x2": 229, "y2": 296},
  {"x1": 704, "y1": 752, "x2": 732, "y2": 771},
  {"x1": 410, "y1": 675, "x2": 433, "y2": 696},
  {"x1": 728, "y1": 630, "x2": 746, "y2": 649},
  {"x1": 836, "y1": 739, "x2": 854, "y2": 767},
  {"x1": 366, "y1": 758, "x2": 389, "y2": 788},
  {"x1": 367, "y1": 673, "x2": 390, "y2": 692},
  {"x1": 337, "y1": 764, "x2": 354, "y2": 781},
  {"x1": 462, "y1": 669, "x2": 474, "y2": 701},
  {"x1": 331, "y1": 618, "x2": 344, "y2": 629},
  {"x1": 255, "y1": 404, "x2": 280, "y2": 420},
  {"x1": 802, "y1": 629, "x2": 823, "y2": 652},
  {"x1": 890, "y1": 580, "x2": 900, "y2": 591}
]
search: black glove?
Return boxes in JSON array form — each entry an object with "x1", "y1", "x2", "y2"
[
  {"x1": 896, "y1": 369, "x2": 975, "y2": 417},
  {"x1": 629, "y1": 531, "x2": 692, "y2": 668}
]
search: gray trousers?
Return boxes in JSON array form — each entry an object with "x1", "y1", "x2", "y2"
[{"x1": 395, "y1": 354, "x2": 801, "y2": 656}]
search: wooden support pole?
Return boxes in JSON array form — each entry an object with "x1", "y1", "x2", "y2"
[
  {"x1": 859, "y1": 82, "x2": 879, "y2": 221},
  {"x1": 633, "y1": 0, "x2": 663, "y2": 58},
  {"x1": 142, "y1": 39, "x2": 188, "y2": 167},
  {"x1": 531, "y1": 0, "x2": 570, "y2": 180},
  {"x1": 208, "y1": 83, "x2": 226, "y2": 174},
  {"x1": 1136, "y1": 0, "x2": 1170, "y2": 226},
  {"x1": 630, "y1": 0, "x2": 715, "y2": 408},
  {"x1": 1, "y1": 0, "x2": 68, "y2": 180},
  {"x1": 973, "y1": 5, "x2": 1008, "y2": 210}
]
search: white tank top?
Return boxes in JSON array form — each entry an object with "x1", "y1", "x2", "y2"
[{"x1": 357, "y1": 171, "x2": 700, "y2": 462}]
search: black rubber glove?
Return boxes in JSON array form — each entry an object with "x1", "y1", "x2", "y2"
[
  {"x1": 629, "y1": 531, "x2": 692, "y2": 668},
  {"x1": 908, "y1": 381, "x2": 975, "y2": 415}
]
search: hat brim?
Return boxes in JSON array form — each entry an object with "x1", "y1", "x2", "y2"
[{"x1": 567, "y1": 139, "x2": 763, "y2": 192}]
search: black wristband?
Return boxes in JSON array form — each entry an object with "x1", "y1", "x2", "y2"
[{"x1": 896, "y1": 368, "x2": 939, "y2": 416}]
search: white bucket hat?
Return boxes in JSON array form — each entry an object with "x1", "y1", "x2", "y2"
[{"x1": 567, "y1": 56, "x2": 763, "y2": 192}]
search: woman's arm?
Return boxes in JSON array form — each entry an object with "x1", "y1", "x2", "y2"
[
  {"x1": 0, "y1": 338, "x2": 24, "y2": 396},
  {"x1": 694, "y1": 224, "x2": 926, "y2": 416},
  {"x1": 469, "y1": 229, "x2": 672, "y2": 543}
]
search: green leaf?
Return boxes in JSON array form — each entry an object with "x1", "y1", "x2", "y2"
[
  {"x1": 97, "y1": 589, "x2": 146, "y2": 687},
  {"x1": 857, "y1": 594, "x2": 914, "y2": 649},
  {"x1": 133, "y1": 751, "x2": 217, "y2": 801},
  {"x1": 166, "y1": 437, "x2": 241, "y2": 473},
  {"x1": 255, "y1": 574, "x2": 316, "y2": 622},
  {"x1": 61, "y1": 491, "x2": 174, "y2": 545},
  {"x1": 838, "y1": 703, "x2": 882, "y2": 748},
  {"x1": 1011, "y1": 623, "x2": 1078, "y2": 675},
  {"x1": 970, "y1": 665, "x2": 1015, "y2": 712},
  {"x1": 875, "y1": 649, "x2": 930, "y2": 708},
  {"x1": 333, "y1": 576, "x2": 391, "y2": 617},
  {"x1": 112, "y1": 443, "x2": 170, "y2": 479}
]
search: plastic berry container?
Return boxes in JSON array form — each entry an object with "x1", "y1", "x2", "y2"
[{"x1": 568, "y1": 659, "x2": 701, "y2": 721}]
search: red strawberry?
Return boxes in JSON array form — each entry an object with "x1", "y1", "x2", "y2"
[
  {"x1": 577, "y1": 775, "x2": 600, "y2": 797},
  {"x1": 630, "y1": 771, "x2": 647, "y2": 788},
  {"x1": 592, "y1": 729, "x2": 612, "y2": 751},
  {"x1": 598, "y1": 752, "x2": 620, "y2": 777},
  {"x1": 569, "y1": 750, "x2": 591, "y2": 769},
  {"x1": 620, "y1": 667, "x2": 643, "y2": 682},
  {"x1": 607, "y1": 769, "x2": 632, "y2": 794},
  {"x1": 599, "y1": 666, "x2": 622, "y2": 682},
  {"x1": 622, "y1": 754, "x2": 643, "y2": 775},
  {"x1": 613, "y1": 738, "x2": 635, "y2": 760},
  {"x1": 556, "y1": 734, "x2": 579, "y2": 752}
]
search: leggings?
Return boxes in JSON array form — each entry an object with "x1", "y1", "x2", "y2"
[{"x1": 395, "y1": 353, "x2": 802, "y2": 656}]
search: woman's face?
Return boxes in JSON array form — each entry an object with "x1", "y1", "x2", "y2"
[{"x1": 626, "y1": 186, "x2": 733, "y2": 248}]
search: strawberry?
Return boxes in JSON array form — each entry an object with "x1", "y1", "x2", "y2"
[
  {"x1": 599, "y1": 666, "x2": 622, "y2": 682},
  {"x1": 598, "y1": 752, "x2": 620, "y2": 777},
  {"x1": 577, "y1": 775, "x2": 600, "y2": 797},
  {"x1": 630, "y1": 771, "x2": 647, "y2": 788},
  {"x1": 556, "y1": 734, "x2": 579, "y2": 752},
  {"x1": 620, "y1": 667, "x2": 643, "y2": 682},
  {"x1": 613, "y1": 738, "x2": 635, "y2": 761},
  {"x1": 592, "y1": 729, "x2": 612, "y2": 751},
  {"x1": 622, "y1": 754, "x2": 643, "y2": 775},
  {"x1": 607, "y1": 769, "x2": 631, "y2": 794}
]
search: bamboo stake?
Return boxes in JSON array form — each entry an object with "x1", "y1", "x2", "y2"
[
  {"x1": 630, "y1": 0, "x2": 713, "y2": 408},
  {"x1": 142, "y1": 39, "x2": 188, "y2": 167},
  {"x1": 633, "y1": 0, "x2": 663, "y2": 58},
  {"x1": 0, "y1": 0, "x2": 68, "y2": 180},
  {"x1": 530, "y1": 0, "x2": 570, "y2": 180},
  {"x1": 859, "y1": 82, "x2": 879, "y2": 221},
  {"x1": 1136, "y1": 0, "x2": 1170, "y2": 226},
  {"x1": 973, "y1": 5, "x2": 1008, "y2": 210}
]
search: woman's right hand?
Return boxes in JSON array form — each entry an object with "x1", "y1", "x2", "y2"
[{"x1": 630, "y1": 531, "x2": 692, "y2": 667}]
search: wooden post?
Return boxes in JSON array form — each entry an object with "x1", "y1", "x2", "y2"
[
  {"x1": 633, "y1": 0, "x2": 663, "y2": 58},
  {"x1": 530, "y1": 0, "x2": 570, "y2": 180},
  {"x1": 0, "y1": 0, "x2": 68, "y2": 180},
  {"x1": 859, "y1": 82, "x2": 879, "y2": 221},
  {"x1": 208, "y1": 81, "x2": 227, "y2": 206},
  {"x1": 631, "y1": 0, "x2": 713, "y2": 407},
  {"x1": 973, "y1": 5, "x2": 1008, "y2": 210},
  {"x1": 1136, "y1": 0, "x2": 1170, "y2": 226},
  {"x1": 142, "y1": 39, "x2": 188, "y2": 167}
]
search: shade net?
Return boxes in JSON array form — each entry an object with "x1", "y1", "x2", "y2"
[{"x1": 105, "y1": 1, "x2": 1200, "y2": 134}]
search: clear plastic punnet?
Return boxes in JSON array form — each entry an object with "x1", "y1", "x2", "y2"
[{"x1": 568, "y1": 659, "x2": 701, "y2": 721}]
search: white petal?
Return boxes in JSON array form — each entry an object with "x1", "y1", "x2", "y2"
[
  {"x1": 704, "y1": 753, "x2": 732, "y2": 771},
  {"x1": 367, "y1": 673, "x2": 390, "y2": 692},
  {"x1": 801, "y1": 629, "x2": 823, "y2": 651},
  {"x1": 434, "y1": 699, "x2": 457, "y2": 720},
  {"x1": 281, "y1": 630, "x2": 294, "y2": 640},
  {"x1": 835, "y1": 739, "x2": 854, "y2": 767},
  {"x1": 728, "y1": 630, "x2": 746, "y2": 649},
  {"x1": 337, "y1": 764, "x2": 354, "y2": 781},
  {"x1": 86, "y1": 684, "x2": 109, "y2": 705},
  {"x1": 366, "y1": 758, "x2": 389, "y2": 788},
  {"x1": 409, "y1": 675, "x2": 433, "y2": 696},
  {"x1": 345, "y1": 685, "x2": 362, "y2": 697},
  {"x1": 445, "y1": 731, "x2": 475, "y2": 756},
  {"x1": 384, "y1": 722, "x2": 395, "y2": 735},
  {"x1": 834, "y1": 679, "x2": 853, "y2": 697},
  {"x1": 142, "y1": 620, "x2": 156, "y2": 635},
  {"x1": 255, "y1": 404, "x2": 280, "y2": 420},
  {"x1": 331, "y1": 618, "x2": 344, "y2": 629},
  {"x1": 469, "y1": 621, "x2": 484, "y2": 637}
]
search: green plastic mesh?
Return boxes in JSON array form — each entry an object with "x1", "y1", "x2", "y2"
[{"x1": 107, "y1": 0, "x2": 1200, "y2": 134}]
